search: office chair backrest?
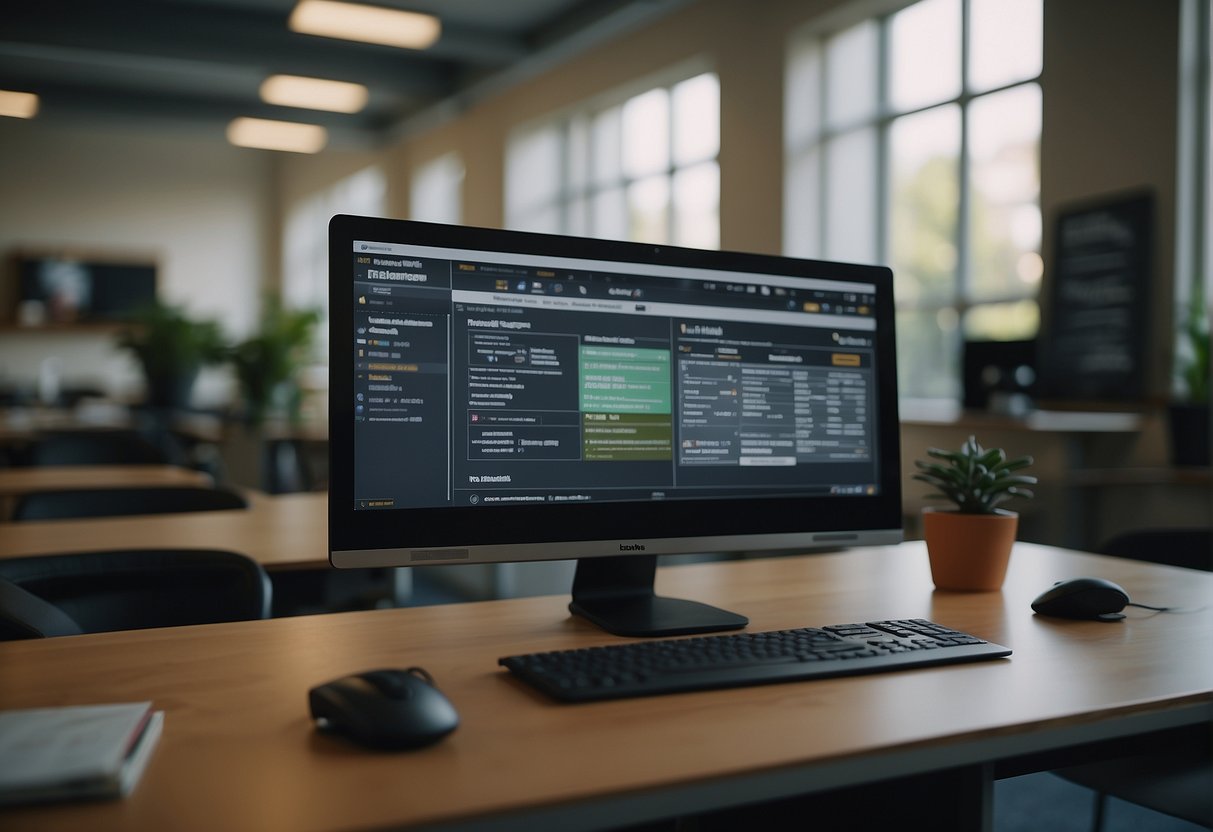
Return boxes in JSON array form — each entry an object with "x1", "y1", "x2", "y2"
[
  {"x1": 0, "y1": 549, "x2": 272, "y2": 639},
  {"x1": 26, "y1": 430, "x2": 171, "y2": 466},
  {"x1": 0, "y1": 578, "x2": 85, "y2": 639},
  {"x1": 1098, "y1": 528, "x2": 1213, "y2": 572},
  {"x1": 12, "y1": 486, "x2": 248, "y2": 522}
]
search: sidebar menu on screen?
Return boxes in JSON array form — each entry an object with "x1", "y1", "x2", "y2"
[{"x1": 351, "y1": 253, "x2": 451, "y2": 509}]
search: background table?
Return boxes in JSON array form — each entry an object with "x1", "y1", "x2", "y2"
[
  {"x1": 0, "y1": 543, "x2": 1209, "y2": 832},
  {"x1": 0, "y1": 491, "x2": 327, "y2": 570},
  {"x1": 0, "y1": 465, "x2": 214, "y2": 496}
]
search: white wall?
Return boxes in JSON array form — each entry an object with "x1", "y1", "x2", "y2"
[{"x1": 0, "y1": 119, "x2": 275, "y2": 405}]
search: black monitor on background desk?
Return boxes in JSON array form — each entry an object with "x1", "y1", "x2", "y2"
[{"x1": 328, "y1": 217, "x2": 902, "y2": 636}]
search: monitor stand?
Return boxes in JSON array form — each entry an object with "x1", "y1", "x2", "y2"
[{"x1": 568, "y1": 555, "x2": 748, "y2": 637}]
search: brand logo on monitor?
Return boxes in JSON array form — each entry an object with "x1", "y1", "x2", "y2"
[{"x1": 619, "y1": 543, "x2": 646, "y2": 552}]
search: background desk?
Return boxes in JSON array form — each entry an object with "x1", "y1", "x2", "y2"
[
  {"x1": 0, "y1": 491, "x2": 326, "y2": 570},
  {"x1": 0, "y1": 544, "x2": 1209, "y2": 832},
  {"x1": 0, "y1": 464, "x2": 213, "y2": 497}
]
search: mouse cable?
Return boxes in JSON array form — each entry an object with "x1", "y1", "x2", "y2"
[{"x1": 1125, "y1": 602, "x2": 1205, "y2": 614}]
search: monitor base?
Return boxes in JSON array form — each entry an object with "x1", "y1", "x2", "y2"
[{"x1": 569, "y1": 555, "x2": 748, "y2": 637}]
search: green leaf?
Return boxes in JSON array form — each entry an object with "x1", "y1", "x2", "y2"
[{"x1": 913, "y1": 435, "x2": 1035, "y2": 514}]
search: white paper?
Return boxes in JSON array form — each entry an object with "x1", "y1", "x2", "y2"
[{"x1": 0, "y1": 702, "x2": 157, "y2": 802}]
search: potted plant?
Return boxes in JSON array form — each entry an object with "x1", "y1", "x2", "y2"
[
  {"x1": 1167, "y1": 287, "x2": 1210, "y2": 467},
  {"x1": 912, "y1": 436, "x2": 1036, "y2": 591},
  {"x1": 118, "y1": 301, "x2": 227, "y2": 410},
  {"x1": 229, "y1": 296, "x2": 320, "y2": 425}
]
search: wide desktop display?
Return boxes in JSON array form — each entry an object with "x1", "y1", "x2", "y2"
[{"x1": 329, "y1": 217, "x2": 902, "y2": 635}]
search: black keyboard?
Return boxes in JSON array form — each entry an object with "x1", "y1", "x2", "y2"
[{"x1": 499, "y1": 619, "x2": 1011, "y2": 702}]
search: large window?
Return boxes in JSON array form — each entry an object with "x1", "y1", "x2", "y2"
[
  {"x1": 1175, "y1": 0, "x2": 1212, "y2": 399},
  {"x1": 785, "y1": 0, "x2": 1043, "y2": 399},
  {"x1": 282, "y1": 165, "x2": 386, "y2": 350},
  {"x1": 505, "y1": 70, "x2": 720, "y2": 249},
  {"x1": 410, "y1": 152, "x2": 464, "y2": 225}
]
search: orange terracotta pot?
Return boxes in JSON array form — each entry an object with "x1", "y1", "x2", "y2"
[{"x1": 922, "y1": 509, "x2": 1018, "y2": 591}]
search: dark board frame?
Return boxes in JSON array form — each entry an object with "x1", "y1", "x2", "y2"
[
  {"x1": 3, "y1": 248, "x2": 159, "y2": 326},
  {"x1": 1038, "y1": 191, "x2": 1153, "y2": 403}
]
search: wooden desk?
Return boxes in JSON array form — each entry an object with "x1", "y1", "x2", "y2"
[
  {"x1": 0, "y1": 492, "x2": 327, "y2": 571},
  {"x1": 0, "y1": 465, "x2": 213, "y2": 497},
  {"x1": 0, "y1": 544, "x2": 1209, "y2": 832}
]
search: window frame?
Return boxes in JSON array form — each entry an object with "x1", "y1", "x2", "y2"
[
  {"x1": 281, "y1": 164, "x2": 387, "y2": 355},
  {"x1": 409, "y1": 151, "x2": 465, "y2": 225},
  {"x1": 505, "y1": 60, "x2": 720, "y2": 248},
  {"x1": 785, "y1": 0, "x2": 1044, "y2": 399}
]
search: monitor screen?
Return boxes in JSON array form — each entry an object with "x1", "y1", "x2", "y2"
[{"x1": 329, "y1": 217, "x2": 902, "y2": 635}]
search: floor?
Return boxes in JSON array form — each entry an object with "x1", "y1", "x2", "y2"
[{"x1": 995, "y1": 772, "x2": 1207, "y2": 832}]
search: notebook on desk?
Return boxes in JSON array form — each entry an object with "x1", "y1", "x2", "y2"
[{"x1": 0, "y1": 701, "x2": 163, "y2": 805}]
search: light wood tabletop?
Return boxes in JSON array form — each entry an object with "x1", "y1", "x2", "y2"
[
  {"x1": 0, "y1": 465, "x2": 214, "y2": 497},
  {"x1": 0, "y1": 491, "x2": 327, "y2": 570},
  {"x1": 0, "y1": 543, "x2": 1209, "y2": 832}
]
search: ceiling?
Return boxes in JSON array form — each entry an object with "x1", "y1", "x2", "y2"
[{"x1": 1, "y1": 0, "x2": 686, "y2": 147}]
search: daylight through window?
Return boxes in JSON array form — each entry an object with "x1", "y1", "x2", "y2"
[
  {"x1": 785, "y1": 0, "x2": 1043, "y2": 399},
  {"x1": 506, "y1": 71, "x2": 720, "y2": 249}
]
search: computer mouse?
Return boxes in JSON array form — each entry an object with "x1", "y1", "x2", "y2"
[
  {"x1": 1031, "y1": 578, "x2": 1131, "y2": 621},
  {"x1": 309, "y1": 667, "x2": 459, "y2": 750}
]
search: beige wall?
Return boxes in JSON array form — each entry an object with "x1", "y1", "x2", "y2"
[
  {"x1": 285, "y1": 0, "x2": 850, "y2": 246},
  {"x1": 290, "y1": 0, "x2": 1183, "y2": 335},
  {"x1": 268, "y1": 0, "x2": 1192, "y2": 545},
  {"x1": 0, "y1": 0, "x2": 1194, "y2": 541},
  {"x1": 1040, "y1": 0, "x2": 1180, "y2": 402},
  {"x1": 0, "y1": 119, "x2": 275, "y2": 405}
]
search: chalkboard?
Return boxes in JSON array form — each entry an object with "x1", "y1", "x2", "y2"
[
  {"x1": 7, "y1": 250, "x2": 157, "y2": 325},
  {"x1": 1039, "y1": 192, "x2": 1153, "y2": 402}
]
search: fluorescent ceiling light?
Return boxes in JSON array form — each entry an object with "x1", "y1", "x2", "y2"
[
  {"x1": 227, "y1": 117, "x2": 327, "y2": 153},
  {"x1": 289, "y1": 0, "x2": 441, "y2": 50},
  {"x1": 260, "y1": 74, "x2": 368, "y2": 113},
  {"x1": 0, "y1": 90, "x2": 39, "y2": 119}
]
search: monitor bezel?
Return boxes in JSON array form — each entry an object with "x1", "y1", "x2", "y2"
[{"x1": 329, "y1": 216, "x2": 902, "y2": 568}]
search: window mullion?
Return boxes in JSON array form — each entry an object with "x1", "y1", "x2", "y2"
[
  {"x1": 817, "y1": 36, "x2": 829, "y2": 257},
  {"x1": 581, "y1": 121, "x2": 592, "y2": 232},
  {"x1": 956, "y1": 0, "x2": 973, "y2": 317},
  {"x1": 559, "y1": 119, "x2": 571, "y2": 235},
  {"x1": 876, "y1": 14, "x2": 891, "y2": 266},
  {"x1": 667, "y1": 87, "x2": 677, "y2": 245}
]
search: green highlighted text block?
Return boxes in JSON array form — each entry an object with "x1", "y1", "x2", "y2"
[
  {"x1": 583, "y1": 413, "x2": 672, "y2": 461},
  {"x1": 579, "y1": 346, "x2": 671, "y2": 413}
]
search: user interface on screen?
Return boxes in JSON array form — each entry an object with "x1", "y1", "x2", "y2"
[{"x1": 350, "y1": 240, "x2": 883, "y2": 512}]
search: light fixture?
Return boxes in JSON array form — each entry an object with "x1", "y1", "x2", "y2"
[
  {"x1": 0, "y1": 90, "x2": 39, "y2": 119},
  {"x1": 226, "y1": 117, "x2": 327, "y2": 153},
  {"x1": 288, "y1": 0, "x2": 441, "y2": 50},
  {"x1": 260, "y1": 74, "x2": 368, "y2": 113}
]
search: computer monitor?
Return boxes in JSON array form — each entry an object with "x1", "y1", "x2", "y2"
[{"x1": 329, "y1": 217, "x2": 902, "y2": 637}]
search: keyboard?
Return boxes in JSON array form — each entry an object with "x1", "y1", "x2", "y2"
[{"x1": 499, "y1": 619, "x2": 1011, "y2": 702}]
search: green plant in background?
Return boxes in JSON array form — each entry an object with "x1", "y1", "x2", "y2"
[
  {"x1": 912, "y1": 435, "x2": 1036, "y2": 515},
  {"x1": 230, "y1": 296, "x2": 320, "y2": 425},
  {"x1": 118, "y1": 301, "x2": 227, "y2": 409},
  {"x1": 1176, "y1": 286, "x2": 1210, "y2": 404}
]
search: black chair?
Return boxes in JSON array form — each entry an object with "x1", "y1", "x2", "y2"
[
  {"x1": 1098, "y1": 527, "x2": 1213, "y2": 573},
  {"x1": 12, "y1": 486, "x2": 248, "y2": 522},
  {"x1": 1052, "y1": 527, "x2": 1212, "y2": 831},
  {"x1": 24, "y1": 430, "x2": 173, "y2": 466},
  {"x1": 0, "y1": 549, "x2": 271, "y2": 640}
]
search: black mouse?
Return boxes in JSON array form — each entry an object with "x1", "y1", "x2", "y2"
[
  {"x1": 1031, "y1": 578, "x2": 1131, "y2": 621},
  {"x1": 309, "y1": 667, "x2": 459, "y2": 750}
]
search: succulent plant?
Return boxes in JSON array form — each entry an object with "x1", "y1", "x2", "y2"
[{"x1": 912, "y1": 436, "x2": 1036, "y2": 515}]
